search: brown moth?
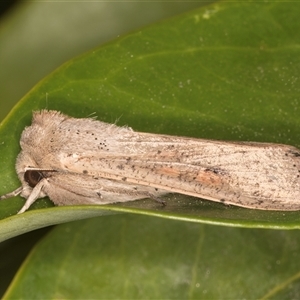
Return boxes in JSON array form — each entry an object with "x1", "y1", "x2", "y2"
[{"x1": 1, "y1": 110, "x2": 300, "y2": 214}]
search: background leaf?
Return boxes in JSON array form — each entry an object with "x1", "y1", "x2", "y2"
[
  {"x1": 0, "y1": 0, "x2": 204, "y2": 121},
  {"x1": 1, "y1": 0, "x2": 300, "y2": 298},
  {"x1": 5, "y1": 215, "x2": 300, "y2": 299}
]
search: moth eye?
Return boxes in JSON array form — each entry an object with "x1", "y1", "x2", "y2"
[{"x1": 24, "y1": 170, "x2": 44, "y2": 188}]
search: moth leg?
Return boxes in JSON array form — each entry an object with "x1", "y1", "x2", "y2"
[
  {"x1": 18, "y1": 180, "x2": 45, "y2": 214},
  {"x1": 0, "y1": 187, "x2": 23, "y2": 200},
  {"x1": 147, "y1": 193, "x2": 166, "y2": 206}
]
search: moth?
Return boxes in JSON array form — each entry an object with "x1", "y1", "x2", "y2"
[{"x1": 1, "y1": 110, "x2": 300, "y2": 214}]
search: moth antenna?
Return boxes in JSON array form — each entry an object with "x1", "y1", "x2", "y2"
[
  {"x1": 86, "y1": 112, "x2": 97, "y2": 119},
  {"x1": 45, "y1": 92, "x2": 48, "y2": 109},
  {"x1": 0, "y1": 187, "x2": 23, "y2": 200}
]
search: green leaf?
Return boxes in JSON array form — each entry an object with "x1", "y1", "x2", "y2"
[
  {"x1": 1, "y1": 0, "x2": 300, "y2": 243},
  {"x1": 2, "y1": 1, "x2": 300, "y2": 299},
  {"x1": 4, "y1": 215, "x2": 300, "y2": 299},
  {"x1": 0, "y1": 1, "x2": 204, "y2": 121}
]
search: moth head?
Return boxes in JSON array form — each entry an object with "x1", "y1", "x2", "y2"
[
  {"x1": 0, "y1": 149, "x2": 48, "y2": 214},
  {"x1": 15, "y1": 151, "x2": 47, "y2": 199}
]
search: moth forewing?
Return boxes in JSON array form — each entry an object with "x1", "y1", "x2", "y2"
[
  {"x1": 60, "y1": 136, "x2": 300, "y2": 210},
  {"x1": 1, "y1": 109, "x2": 300, "y2": 213}
]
